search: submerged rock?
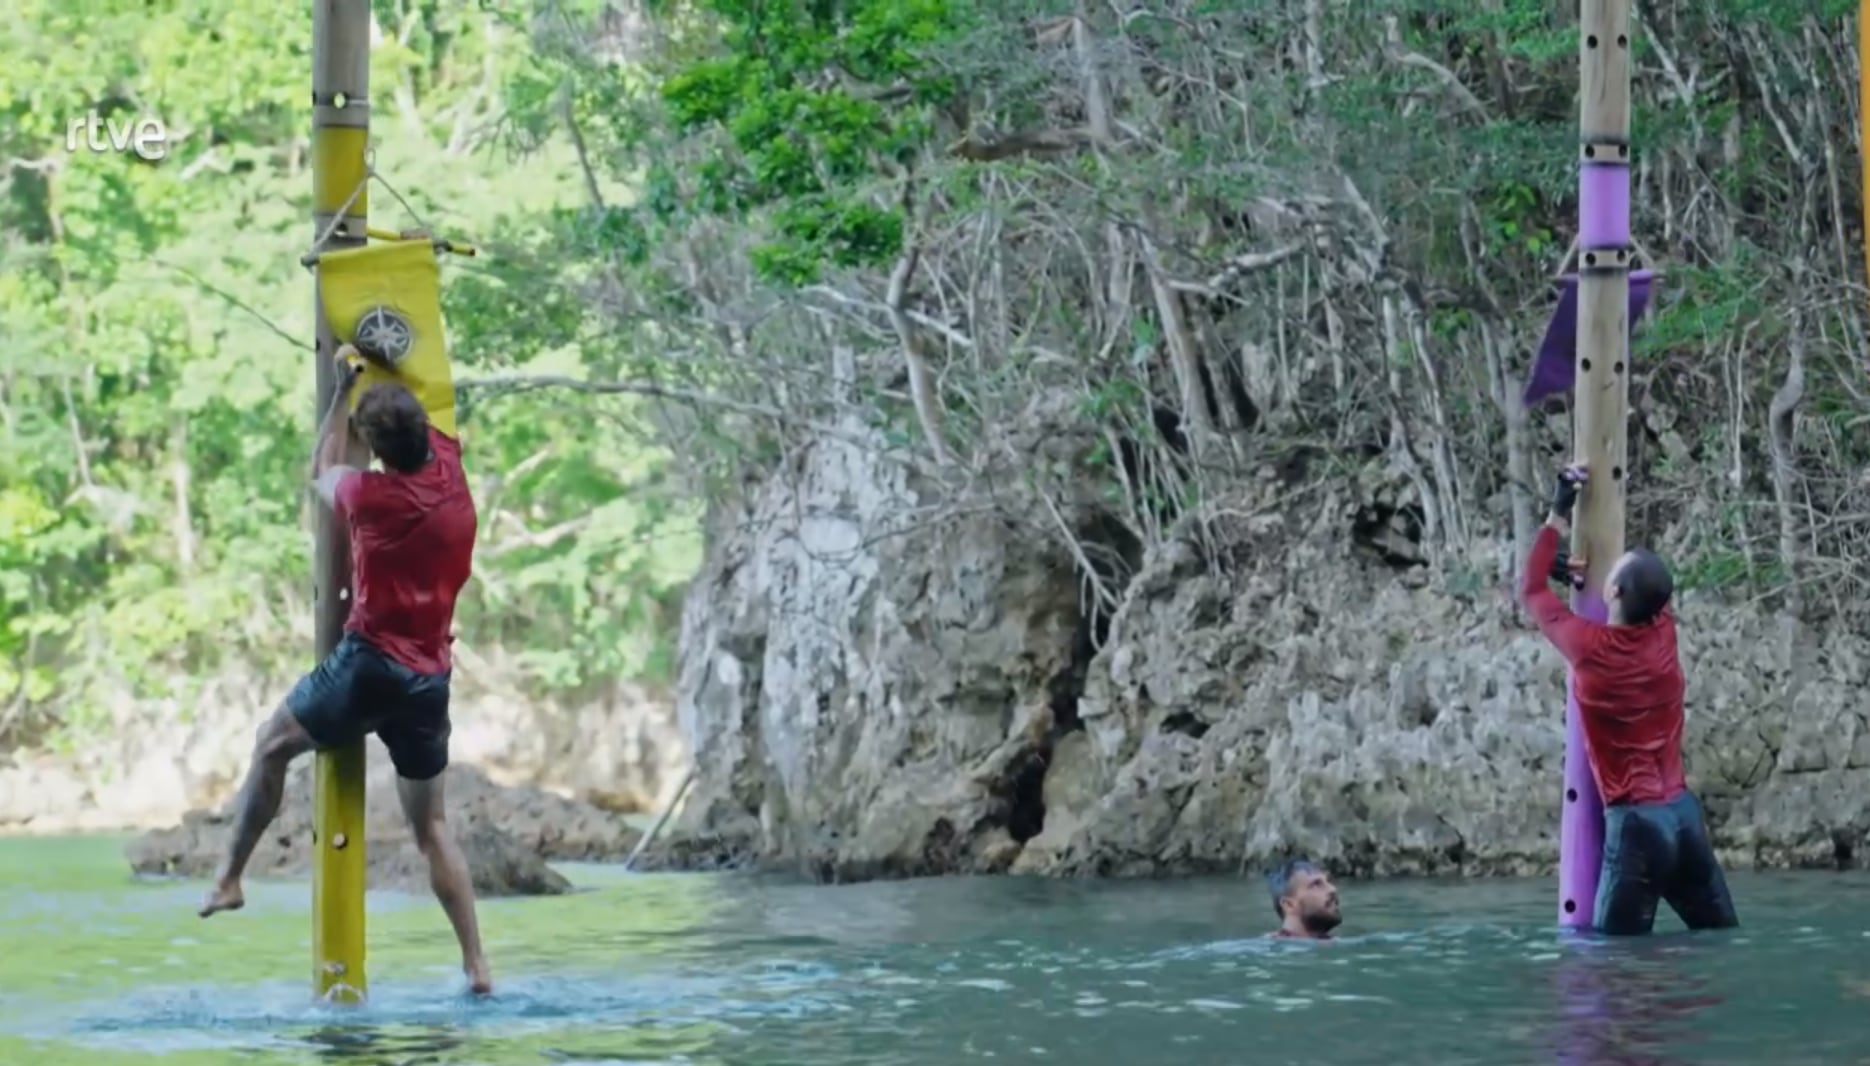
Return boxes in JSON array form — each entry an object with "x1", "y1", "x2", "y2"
[{"x1": 126, "y1": 747, "x2": 642, "y2": 896}]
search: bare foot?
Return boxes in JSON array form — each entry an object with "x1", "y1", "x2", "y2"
[
  {"x1": 465, "y1": 956, "x2": 492, "y2": 996},
  {"x1": 197, "y1": 879, "x2": 245, "y2": 918}
]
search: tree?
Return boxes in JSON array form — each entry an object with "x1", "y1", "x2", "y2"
[
  {"x1": 0, "y1": 0, "x2": 697, "y2": 749},
  {"x1": 512, "y1": 0, "x2": 1869, "y2": 622}
]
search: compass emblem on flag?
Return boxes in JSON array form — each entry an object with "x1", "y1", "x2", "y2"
[{"x1": 353, "y1": 305, "x2": 414, "y2": 367}]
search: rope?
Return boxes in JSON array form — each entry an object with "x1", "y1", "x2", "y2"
[
  {"x1": 306, "y1": 173, "x2": 369, "y2": 258},
  {"x1": 372, "y1": 169, "x2": 433, "y2": 237},
  {"x1": 303, "y1": 145, "x2": 436, "y2": 262},
  {"x1": 301, "y1": 164, "x2": 443, "y2": 271},
  {"x1": 305, "y1": 145, "x2": 375, "y2": 261}
]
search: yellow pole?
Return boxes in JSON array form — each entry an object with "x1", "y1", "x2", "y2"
[{"x1": 310, "y1": 0, "x2": 371, "y2": 1005}]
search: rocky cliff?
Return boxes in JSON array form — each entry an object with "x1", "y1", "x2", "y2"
[
  {"x1": 613, "y1": 3, "x2": 1870, "y2": 883},
  {"x1": 666, "y1": 427, "x2": 1870, "y2": 881},
  {"x1": 670, "y1": 407, "x2": 1093, "y2": 879}
]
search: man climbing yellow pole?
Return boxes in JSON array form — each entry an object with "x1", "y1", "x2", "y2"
[
  {"x1": 198, "y1": 219, "x2": 490, "y2": 994},
  {"x1": 195, "y1": 0, "x2": 491, "y2": 1001},
  {"x1": 310, "y1": 0, "x2": 372, "y2": 1004}
]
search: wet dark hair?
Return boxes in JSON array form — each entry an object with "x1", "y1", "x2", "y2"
[
  {"x1": 1265, "y1": 858, "x2": 1321, "y2": 919},
  {"x1": 1614, "y1": 549, "x2": 1673, "y2": 625},
  {"x1": 354, "y1": 383, "x2": 431, "y2": 473}
]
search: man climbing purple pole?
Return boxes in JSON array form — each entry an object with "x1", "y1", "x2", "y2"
[{"x1": 1522, "y1": 466, "x2": 1737, "y2": 935}]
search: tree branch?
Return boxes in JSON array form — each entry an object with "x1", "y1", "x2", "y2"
[
  {"x1": 949, "y1": 127, "x2": 1094, "y2": 161},
  {"x1": 1381, "y1": 16, "x2": 1489, "y2": 122},
  {"x1": 884, "y1": 178, "x2": 953, "y2": 466},
  {"x1": 452, "y1": 374, "x2": 928, "y2": 468},
  {"x1": 1768, "y1": 310, "x2": 1808, "y2": 614}
]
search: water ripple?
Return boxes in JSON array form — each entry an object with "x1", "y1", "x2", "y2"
[{"x1": 1, "y1": 841, "x2": 1867, "y2": 1065}]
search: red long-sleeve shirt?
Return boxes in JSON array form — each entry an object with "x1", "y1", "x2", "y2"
[{"x1": 1521, "y1": 524, "x2": 1687, "y2": 807}]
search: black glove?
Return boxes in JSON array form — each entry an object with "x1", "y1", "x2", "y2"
[
  {"x1": 1549, "y1": 464, "x2": 1587, "y2": 520},
  {"x1": 1550, "y1": 549, "x2": 1584, "y2": 590}
]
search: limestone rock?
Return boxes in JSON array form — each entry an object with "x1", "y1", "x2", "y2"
[
  {"x1": 125, "y1": 747, "x2": 640, "y2": 895},
  {"x1": 668, "y1": 409, "x2": 1095, "y2": 879},
  {"x1": 448, "y1": 669, "x2": 688, "y2": 814},
  {"x1": 667, "y1": 445, "x2": 1870, "y2": 879}
]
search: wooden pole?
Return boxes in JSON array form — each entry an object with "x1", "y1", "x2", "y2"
[
  {"x1": 622, "y1": 768, "x2": 695, "y2": 873},
  {"x1": 310, "y1": 0, "x2": 371, "y2": 1003},
  {"x1": 1558, "y1": 0, "x2": 1632, "y2": 929}
]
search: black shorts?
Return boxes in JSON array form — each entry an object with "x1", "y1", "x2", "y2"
[
  {"x1": 285, "y1": 631, "x2": 452, "y2": 781},
  {"x1": 1594, "y1": 788, "x2": 1738, "y2": 935}
]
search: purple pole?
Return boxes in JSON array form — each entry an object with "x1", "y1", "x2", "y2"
[
  {"x1": 1559, "y1": 597, "x2": 1606, "y2": 928},
  {"x1": 1551, "y1": 951, "x2": 1613, "y2": 1065},
  {"x1": 1549, "y1": 947, "x2": 1727, "y2": 1062},
  {"x1": 1558, "y1": 0, "x2": 1634, "y2": 929}
]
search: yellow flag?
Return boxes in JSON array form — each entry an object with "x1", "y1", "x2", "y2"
[{"x1": 316, "y1": 238, "x2": 457, "y2": 437}]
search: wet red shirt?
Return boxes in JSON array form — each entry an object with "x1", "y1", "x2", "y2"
[
  {"x1": 334, "y1": 427, "x2": 477, "y2": 674},
  {"x1": 1521, "y1": 524, "x2": 1687, "y2": 807}
]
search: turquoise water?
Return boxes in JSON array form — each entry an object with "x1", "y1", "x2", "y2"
[{"x1": 2, "y1": 836, "x2": 1869, "y2": 1064}]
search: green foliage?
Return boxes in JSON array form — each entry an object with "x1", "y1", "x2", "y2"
[
  {"x1": 509, "y1": 0, "x2": 1868, "y2": 623},
  {"x1": 546, "y1": 0, "x2": 1861, "y2": 575},
  {"x1": 618, "y1": 0, "x2": 975, "y2": 284},
  {"x1": 1481, "y1": 179, "x2": 1558, "y2": 260},
  {"x1": 0, "y1": 0, "x2": 698, "y2": 745},
  {"x1": 13, "y1": 0, "x2": 1856, "y2": 748}
]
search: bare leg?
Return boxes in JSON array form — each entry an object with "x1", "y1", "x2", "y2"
[
  {"x1": 200, "y1": 704, "x2": 315, "y2": 917},
  {"x1": 398, "y1": 773, "x2": 491, "y2": 994}
]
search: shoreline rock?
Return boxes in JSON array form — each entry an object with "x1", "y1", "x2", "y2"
[
  {"x1": 126, "y1": 747, "x2": 643, "y2": 896},
  {"x1": 626, "y1": 828, "x2": 763, "y2": 874},
  {"x1": 662, "y1": 429, "x2": 1870, "y2": 883},
  {"x1": 0, "y1": 666, "x2": 686, "y2": 837}
]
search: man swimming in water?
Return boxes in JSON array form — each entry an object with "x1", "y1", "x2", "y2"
[
  {"x1": 1522, "y1": 463, "x2": 1738, "y2": 936},
  {"x1": 1266, "y1": 858, "x2": 1341, "y2": 939},
  {"x1": 198, "y1": 344, "x2": 492, "y2": 994}
]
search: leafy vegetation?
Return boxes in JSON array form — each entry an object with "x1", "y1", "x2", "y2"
[
  {"x1": 0, "y1": 0, "x2": 699, "y2": 746},
  {"x1": 525, "y1": 0, "x2": 1870, "y2": 618},
  {"x1": 6, "y1": 0, "x2": 1869, "y2": 754}
]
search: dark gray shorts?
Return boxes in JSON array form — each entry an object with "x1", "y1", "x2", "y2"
[
  {"x1": 1595, "y1": 788, "x2": 1738, "y2": 935},
  {"x1": 285, "y1": 631, "x2": 452, "y2": 781}
]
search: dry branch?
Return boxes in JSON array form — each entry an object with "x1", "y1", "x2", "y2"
[
  {"x1": 1768, "y1": 312, "x2": 1808, "y2": 612},
  {"x1": 453, "y1": 374, "x2": 924, "y2": 468},
  {"x1": 883, "y1": 241, "x2": 953, "y2": 465},
  {"x1": 1381, "y1": 16, "x2": 1489, "y2": 121},
  {"x1": 950, "y1": 128, "x2": 1094, "y2": 161},
  {"x1": 552, "y1": 2, "x2": 1870, "y2": 626}
]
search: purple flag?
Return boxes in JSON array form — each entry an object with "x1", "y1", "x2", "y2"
[{"x1": 1523, "y1": 270, "x2": 1656, "y2": 407}]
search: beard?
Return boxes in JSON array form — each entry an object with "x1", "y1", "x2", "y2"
[{"x1": 1302, "y1": 906, "x2": 1342, "y2": 934}]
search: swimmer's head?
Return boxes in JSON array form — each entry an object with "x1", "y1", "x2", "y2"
[
  {"x1": 1605, "y1": 548, "x2": 1672, "y2": 626},
  {"x1": 1266, "y1": 858, "x2": 1341, "y2": 936}
]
